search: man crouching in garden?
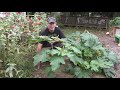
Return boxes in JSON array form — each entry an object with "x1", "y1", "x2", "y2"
[{"x1": 36, "y1": 17, "x2": 66, "y2": 69}]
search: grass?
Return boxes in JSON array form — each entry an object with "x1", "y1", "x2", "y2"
[{"x1": 62, "y1": 26, "x2": 108, "y2": 37}]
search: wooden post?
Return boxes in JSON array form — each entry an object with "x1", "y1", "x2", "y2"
[{"x1": 109, "y1": 26, "x2": 120, "y2": 37}]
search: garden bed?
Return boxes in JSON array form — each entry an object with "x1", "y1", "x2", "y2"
[{"x1": 32, "y1": 27, "x2": 120, "y2": 78}]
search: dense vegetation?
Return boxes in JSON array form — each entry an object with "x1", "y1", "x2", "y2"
[
  {"x1": 0, "y1": 12, "x2": 47, "y2": 78},
  {"x1": 32, "y1": 31, "x2": 120, "y2": 78},
  {"x1": 0, "y1": 12, "x2": 120, "y2": 78}
]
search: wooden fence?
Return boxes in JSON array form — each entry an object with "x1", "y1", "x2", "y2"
[{"x1": 60, "y1": 15, "x2": 109, "y2": 29}]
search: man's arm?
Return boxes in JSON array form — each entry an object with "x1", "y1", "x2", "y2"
[
  {"x1": 36, "y1": 29, "x2": 47, "y2": 54},
  {"x1": 36, "y1": 43, "x2": 43, "y2": 54},
  {"x1": 58, "y1": 27, "x2": 66, "y2": 38}
]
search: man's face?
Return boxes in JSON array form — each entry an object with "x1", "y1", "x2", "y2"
[{"x1": 47, "y1": 22, "x2": 56, "y2": 32}]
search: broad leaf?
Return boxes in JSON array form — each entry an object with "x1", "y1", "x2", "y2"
[
  {"x1": 83, "y1": 61, "x2": 90, "y2": 69},
  {"x1": 71, "y1": 46, "x2": 82, "y2": 54},
  {"x1": 74, "y1": 67, "x2": 91, "y2": 78},
  {"x1": 67, "y1": 52, "x2": 80, "y2": 65},
  {"x1": 33, "y1": 50, "x2": 48, "y2": 66},
  {"x1": 48, "y1": 72, "x2": 56, "y2": 78},
  {"x1": 44, "y1": 67, "x2": 52, "y2": 74},
  {"x1": 51, "y1": 49, "x2": 60, "y2": 56},
  {"x1": 106, "y1": 50, "x2": 120, "y2": 64},
  {"x1": 83, "y1": 48, "x2": 93, "y2": 57},
  {"x1": 103, "y1": 67, "x2": 116, "y2": 78},
  {"x1": 61, "y1": 49, "x2": 68, "y2": 56},
  {"x1": 55, "y1": 47, "x2": 62, "y2": 51},
  {"x1": 90, "y1": 60, "x2": 99, "y2": 72},
  {"x1": 50, "y1": 56, "x2": 65, "y2": 71},
  {"x1": 65, "y1": 63, "x2": 74, "y2": 74},
  {"x1": 98, "y1": 60, "x2": 114, "y2": 68}
]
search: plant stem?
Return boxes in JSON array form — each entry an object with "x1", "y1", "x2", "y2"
[{"x1": 51, "y1": 43, "x2": 53, "y2": 50}]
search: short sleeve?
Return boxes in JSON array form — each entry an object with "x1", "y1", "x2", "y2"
[{"x1": 58, "y1": 28, "x2": 66, "y2": 38}]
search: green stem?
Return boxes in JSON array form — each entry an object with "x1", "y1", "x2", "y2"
[{"x1": 51, "y1": 43, "x2": 53, "y2": 50}]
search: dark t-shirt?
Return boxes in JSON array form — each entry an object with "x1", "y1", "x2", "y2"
[{"x1": 39, "y1": 27, "x2": 65, "y2": 47}]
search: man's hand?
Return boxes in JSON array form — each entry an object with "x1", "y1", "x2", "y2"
[{"x1": 36, "y1": 43, "x2": 43, "y2": 54}]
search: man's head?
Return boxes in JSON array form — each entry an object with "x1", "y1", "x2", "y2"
[{"x1": 47, "y1": 17, "x2": 56, "y2": 32}]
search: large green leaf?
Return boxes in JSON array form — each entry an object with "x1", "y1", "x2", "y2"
[
  {"x1": 44, "y1": 67, "x2": 52, "y2": 74},
  {"x1": 55, "y1": 47, "x2": 62, "y2": 51},
  {"x1": 66, "y1": 38, "x2": 77, "y2": 46},
  {"x1": 84, "y1": 36, "x2": 96, "y2": 48},
  {"x1": 64, "y1": 63, "x2": 74, "y2": 74},
  {"x1": 90, "y1": 59, "x2": 114, "y2": 72},
  {"x1": 80, "y1": 31, "x2": 102, "y2": 48},
  {"x1": 67, "y1": 52, "x2": 82, "y2": 65},
  {"x1": 44, "y1": 67, "x2": 56, "y2": 78},
  {"x1": 54, "y1": 47, "x2": 68, "y2": 56},
  {"x1": 90, "y1": 60, "x2": 99, "y2": 72},
  {"x1": 51, "y1": 49, "x2": 60, "y2": 56},
  {"x1": 106, "y1": 50, "x2": 120, "y2": 64},
  {"x1": 98, "y1": 60, "x2": 114, "y2": 68},
  {"x1": 70, "y1": 46, "x2": 82, "y2": 54},
  {"x1": 103, "y1": 67, "x2": 116, "y2": 78},
  {"x1": 83, "y1": 48, "x2": 93, "y2": 58},
  {"x1": 33, "y1": 50, "x2": 48, "y2": 66},
  {"x1": 50, "y1": 56, "x2": 65, "y2": 71},
  {"x1": 74, "y1": 67, "x2": 91, "y2": 78},
  {"x1": 83, "y1": 61, "x2": 90, "y2": 69},
  {"x1": 61, "y1": 49, "x2": 68, "y2": 56}
]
